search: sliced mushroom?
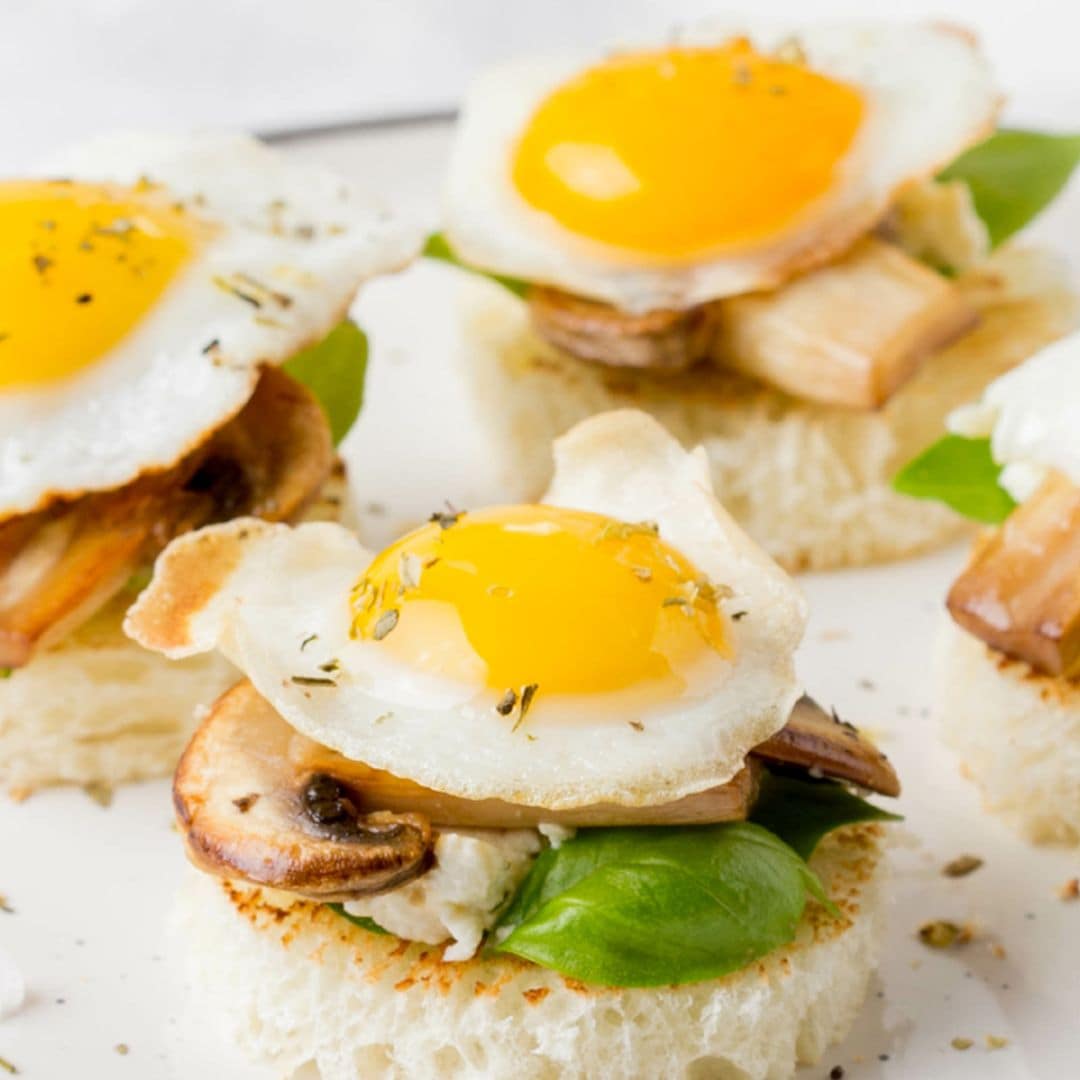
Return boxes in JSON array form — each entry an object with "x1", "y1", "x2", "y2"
[
  {"x1": 296, "y1": 737, "x2": 760, "y2": 828},
  {"x1": 176, "y1": 683, "x2": 897, "y2": 898},
  {"x1": 752, "y1": 695, "x2": 900, "y2": 797},
  {"x1": 527, "y1": 239, "x2": 976, "y2": 410},
  {"x1": 0, "y1": 366, "x2": 332, "y2": 669},
  {"x1": 528, "y1": 285, "x2": 718, "y2": 373},
  {"x1": 175, "y1": 681, "x2": 432, "y2": 899},
  {"x1": 713, "y1": 237, "x2": 977, "y2": 409},
  {"x1": 947, "y1": 471, "x2": 1080, "y2": 678}
]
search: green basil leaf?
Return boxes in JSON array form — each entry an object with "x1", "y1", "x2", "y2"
[
  {"x1": 282, "y1": 320, "x2": 368, "y2": 446},
  {"x1": 750, "y1": 772, "x2": 900, "y2": 861},
  {"x1": 940, "y1": 129, "x2": 1080, "y2": 247},
  {"x1": 327, "y1": 903, "x2": 389, "y2": 935},
  {"x1": 423, "y1": 233, "x2": 530, "y2": 298},
  {"x1": 495, "y1": 822, "x2": 829, "y2": 987},
  {"x1": 893, "y1": 434, "x2": 1016, "y2": 524}
]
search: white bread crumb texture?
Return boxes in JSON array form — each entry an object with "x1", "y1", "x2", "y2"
[
  {"x1": 937, "y1": 618, "x2": 1080, "y2": 844},
  {"x1": 0, "y1": 591, "x2": 236, "y2": 797},
  {"x1": 460, "y1": 246, "x2": 1076, "y2": 572},
  {"x1": 172, "y1": 825, "x2": 887, "y2": 1080}
]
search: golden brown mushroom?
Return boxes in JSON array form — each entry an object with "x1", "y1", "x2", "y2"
[
  {"x1": 0, "y1": 366, "x2": 332, "y2": 669},
  {"x1": 527, "y1": 238, "x2": 975, "y2": 409},
  {"x1": 528, "y1": 286, "x2": 718, "y2": 373},
  {"x1": 174, "y1": 681, "x2": 432, "y2": 899},
  {"x1": 753, "y1": 695, "x2": 900, "y2": 798},
  {"x1": 174, "y1": 680, "x2": 899, "y2": 900}
]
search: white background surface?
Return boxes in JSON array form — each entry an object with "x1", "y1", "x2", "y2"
[
  {"x1": 2, "y1": 5, "x2": 1080, "y2": 1077},
  {"x1": 1, "y1": 0, "x2": 1080, "y2": 170}
]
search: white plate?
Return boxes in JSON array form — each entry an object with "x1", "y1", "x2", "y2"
[{"x1": 2, "y1": 117, "x2": 1079, "y2": 1080}]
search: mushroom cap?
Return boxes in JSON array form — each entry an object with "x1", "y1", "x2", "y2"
[
  {"x1": 174, "y1": 680, "x2": 433, "y2": 900},
  {"x1": 0, "y1": 365, "x2": 332, "y2": 669}
]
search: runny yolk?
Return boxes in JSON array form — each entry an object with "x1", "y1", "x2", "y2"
[
  {"x1": 511, "y1": 40, "x2": 864, "y2": 260},
  {"x1": 0, "y1": 180, "x2": 199, "y2": 390},
  {"x1": 350, "y1": 505, "x2": 729, "y2": 698}
]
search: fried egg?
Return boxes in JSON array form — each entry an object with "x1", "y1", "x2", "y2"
[
  {"x1": 127, "y1": 410, "x2": 806, "y2": 809},
  {"x1": 0, "y1": 133, "x2": 417, "y2": 520},
  {"x1": 444, "y1": 21, "x2": 998, "y2": 312}
]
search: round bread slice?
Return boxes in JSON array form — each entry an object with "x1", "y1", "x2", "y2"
[
  {"x1": 0, "y1": 583, "x2": 236, "y2": 803},
  {"x1": 937, "y1": 618, "x2": 1080, "y2": 844},
  {"x1": 0, "y1": 585, "x2": 237, "y2": 799},
  {"x1": 457, "y1": 246, "x2": 1076, "y2": 572},
  {"x1": 0, "y1": 472, "x2": 347, "y2": 799},
  {"x1": 172, "y1": 823, "x2": 886, "y2": 1079}
]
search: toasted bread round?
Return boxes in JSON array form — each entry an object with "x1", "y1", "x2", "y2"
[
  {"x1": 0, "y1": 587, "x2": 235, "y2": 798},
  {"x1": 458, "y1": 247, "x2": 1076, "y2": 571},
  {"x1": 937, "y1": 618, "x2": 1080, "y2": 844},
  {"x1": 0, "y1": 471, "x2": 347, "y2": 799},
  {"x1": 172, "y1": 823, "x2": 886, "y2": 1079}
]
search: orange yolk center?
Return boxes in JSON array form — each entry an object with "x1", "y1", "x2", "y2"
[
  {"x1": 511, "y1": 41, "x2": 864, "y2": 259},
  {"x1": 350, "y1": 505, "x2": 729, "y2": 698},
  {"x1": 0, "y1": 180, "x2": 198, "y2": 390}
]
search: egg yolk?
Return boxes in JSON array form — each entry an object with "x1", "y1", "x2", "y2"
[
  {"x1": 350, "y1": 505, "x2": 729, "y2": 698},
  {"x1": 0, "y1": 180, "x2": 199, "y2": 390},
  {"x1": 511, "y1": 40, "x2": 864, "y2": 259}
]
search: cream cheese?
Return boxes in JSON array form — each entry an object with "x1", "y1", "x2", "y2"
[
  {"x1": 343, "y1": 828, "x2": 541, "y2": 961},
  {"x1": 947, "y1": 331, "x2": 1080, "y2": 502}
]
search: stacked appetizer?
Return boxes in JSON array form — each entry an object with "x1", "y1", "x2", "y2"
[
  {"x1": 128, "y1": 411, "x2": 899, "y2": 1079},
  {"x1": 0, "y1": 134, "x2": 415, "y2": 797},
  {"x1": 434, "y1": 21, "x2": 1079, "y2": 570},
  {"x1": 897, "y1": 331, "x2": 1080, "y2": 844}
]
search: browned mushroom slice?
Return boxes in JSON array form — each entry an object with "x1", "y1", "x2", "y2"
[
  {"x1": 0, "y1": 366, "x2": 332, "y2": 669},
  {"x1": 528, "y1": 286, "x2": 718, "y2": 373},
  {"x1": 175, "y1": 680, "x2": 432, "y2": 899},
  {"x1": 176, "y1": 683, "x2": 896, "y2": 899},
  {"x1": 714, "y1": 237, "x2": 977, "y2": 409},
  {"x1": 187, "y1": 364, "x2": 334, "y2": 525},
  {"x1": 184, "y1": 680, "x2": 757, "y2": 886},
  {"x1": 297, "y1": 736, "x2": 759, "y2": 828},
  {"x1": 752, "y1": 695, "x2": 900, "y2": 797},
  {"x1": 947, "y1": 472, "x2": 1080, "y2": 678},
  {"x1": 528, "y1": 239, "x2": 975, "y2": 410}
]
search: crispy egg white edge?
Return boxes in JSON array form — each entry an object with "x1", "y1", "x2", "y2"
[
  {"x1": 442, "y1": 20, "x2": 998, "y2": 312},
  {"x1": 128, "y1": 410, "x2": 807, "y2": 810},
  {"x1": 0, "y1": 132, "x2": 421, "y2": 519}
]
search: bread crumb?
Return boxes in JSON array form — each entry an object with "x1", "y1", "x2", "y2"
[
  {"x1": 943, "y1": 854, "x2": 983, "y2": 877},
  {"x1": 82, "y1": 780, "x2": 113, "y2": 807},
  {"x1": 1057, "y1": 877, "x2": 1079, "y2": 901},
  {"x1": 986, "y1": 1035, "x2": 1009, "y2": 1050},
  {"x1": 918, "y1": 920, "x2": 967, "y2": 948},
  {"x1": 951, "y1": 1037, "x2": 973, "y2": 1051}
]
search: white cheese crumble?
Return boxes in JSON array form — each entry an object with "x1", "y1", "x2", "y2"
[
  {"x1": 343, "y1": 828, "x2": 541, "y2": 961},
  {"x1": 947, "y1": 331, "x2": 1080, "y2": 502},
  {"x1": 538, "y1": 822, "x2": 576, "y2": 849}
]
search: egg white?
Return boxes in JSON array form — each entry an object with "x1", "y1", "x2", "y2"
[
  {"x1": 128, "y1": 410, "x2": 807, "y2": 810},
  {"x1": 0, "y1": 132, "x2": 419, "y2": 520},
  {"x1": 443, "y1": 20, "x2": 998, "y2": 313}
]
